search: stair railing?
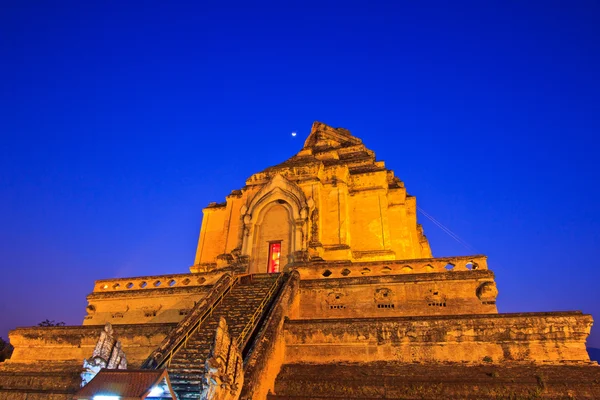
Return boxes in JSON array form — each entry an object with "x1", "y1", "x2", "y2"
[
  {"x1": 141, "y1": 272, "x2": 244, "y2": 370},
  {"x1": 234, "y1": 272, "x2": 285, "y2": 351}
]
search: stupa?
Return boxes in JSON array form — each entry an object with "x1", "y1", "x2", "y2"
[{"x1": 1, "y1": 122, "x2": 598, "y2": 399}]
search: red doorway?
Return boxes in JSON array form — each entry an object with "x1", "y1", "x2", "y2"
[{"x1": 268, "y1": 242, "x2": 281, "y2": 273}]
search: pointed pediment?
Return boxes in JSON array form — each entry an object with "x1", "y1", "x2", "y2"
[
  {"x1": 246, "y1": 174, "x2": 308, "y2": 221},
  {"x1": 303, "y1": 121, "x2": 362, "y2": 150}
]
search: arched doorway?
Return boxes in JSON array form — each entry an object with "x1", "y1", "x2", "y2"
[
  {"x1": 251, "y1": 201, "x2": 293, "y2": 273},
  {"x1": 241, "y1": 174, "x2": 311, "y2": 274}
]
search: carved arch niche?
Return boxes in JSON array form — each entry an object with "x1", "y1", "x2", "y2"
[{"x1": 241, "y1": 175, "x2": 311, "y2": 273}]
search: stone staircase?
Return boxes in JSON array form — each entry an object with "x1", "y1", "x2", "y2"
[{"x1": 164, "y1": 273, "x2": 283, "y2": 399}]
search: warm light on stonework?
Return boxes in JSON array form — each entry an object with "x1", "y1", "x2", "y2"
[{"x1": 2, "y1": 121, "x2": 597, "y2": 399}]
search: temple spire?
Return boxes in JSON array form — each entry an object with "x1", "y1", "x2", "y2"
[{"x1": 303, "y1": 121, "x2": 362, "y2": 150}]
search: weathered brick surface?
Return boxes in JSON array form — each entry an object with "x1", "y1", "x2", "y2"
[
  {"x1": 269, "y1": 362, "x2": 600, "y2": 399},
  {"x1": 5, "y1": 323, "x2": 175, "y2": 368},
  {"x1": 284, "y1": 312, "x2": 592, "y2": 364},
  {"x1": 0, "y1": 324, "x2": 175, "y2": 399},
  {"x1": 0, "y1": 362, "x2": 81, "y2": 400},
  {"x1": 298, "y1": 269, "x2": 498, "y2": 318}
]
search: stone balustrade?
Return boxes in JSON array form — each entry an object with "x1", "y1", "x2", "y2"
[
  {"x1": 91, "y1": 256, "x2": 487, "y2": 291},
  {"x1": 293, "y1": 255, "x2": 488, "y2": 280},
  {"x1": 92, "y1": 272, "x2": 222, "y2": 293}
]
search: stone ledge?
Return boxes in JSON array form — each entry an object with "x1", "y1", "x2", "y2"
[
  {"x1": 0, "y1": 361, "x2": 81, "y2": 373},
  {"x1": 10, "y1": 322, "x2": 177, "y2": 336},
  {"x1": 287, "y1": 311, "x2": 588, "y2": 324},
  {"x1": 86, "y1": 285, "x2": 212, "y2": 300}
]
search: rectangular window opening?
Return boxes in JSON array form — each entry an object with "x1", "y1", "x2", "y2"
[{"x1": 268, "y1": 242, "x2": 282, "y2": 273}]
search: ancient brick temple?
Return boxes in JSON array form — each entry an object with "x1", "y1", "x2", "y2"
[{"x1": 1, "y1": 122, "x2": 599, "y2": 399}]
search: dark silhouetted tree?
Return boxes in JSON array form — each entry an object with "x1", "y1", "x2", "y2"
[
  {"x1": 0, "y1": 337, "x2": 13, "y2": 362},
  {"x1": 37, "y1": 319, "x2": 65, "y2": 327}
]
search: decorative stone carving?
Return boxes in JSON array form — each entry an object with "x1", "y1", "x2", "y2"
[
  {"x1": 81, "y1": 323, "x2": 127, "y2": 386},
  {"x1": 194, "y1": 263, "x2": 217, "y2": 273},
  {"x1": 476, "y1": 281, "x2": 498, "y2": 303},
  {"x1": 426, "y1": 288, "x2": 447, "y2": 307},
  {"x1": 290, "y1": 250, "x2": 309, "y2": 264},
  {"x1": 216, "y1": 253, "x2": 234, "y2": 268},
  {"x1": 246, "y1": 174, "x2": 308, "y2": 220},
  {"x1": 243, "y1": 214, "x2": 251, "y2": 224},
  {"x1": 300, "y1": 207, "x2": 308, "y2": 220},
  {"x1": 240, "y1": 174, "x2": 312, "y2": 272},
  {"x1": 200, "y1": 317, "x2": 243, "y2": 400},
  {"x1": 307, "y1": 207, "x2": 324, "y2": 261},
  {"x1": 326, "y1": 291, "x2": 345, "y2": 305},
  {"x1": 141, "y1": 304, "x2": 162, "y2": 317},
  {"x1": 376, "y1": 325, "x2": 392, "y2": 344},
  {"x1": 84, "y1": 305, "x2": 96, "y2": 320},
  {"x1": 324, "y1": 291, "x2": 347, "y2": 310},
  {"x1": 374, "y1": 288, "x2": 394, "y2": 303},
  {"x1": 229, "y1": 248, "x2": 249, "y2": 269},
  {"x1": 111, "y1": 305, "x2": 129, "y2": 319}
]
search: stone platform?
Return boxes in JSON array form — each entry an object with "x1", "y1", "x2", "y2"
[
  {"x1": 269, "y1": 362, "x2": 600, "y2": 399},
  {"x1": 0, "y1": 323, "x2": 177, "y2": 399},
  {"x1": 284, "y1": 312, "x2": 593, "y2": 364}
]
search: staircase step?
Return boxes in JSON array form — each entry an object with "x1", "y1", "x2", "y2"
[{"x1": 161, "y1": 273, "x2": 284, "y2": 399}]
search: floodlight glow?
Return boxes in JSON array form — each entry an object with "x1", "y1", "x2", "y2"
[
  {"x1": 92, "y1": 396, "x2": 120, "y2": 400},
  {"x1": 148, "y1": 386, "x2": 164, "y2": 397}
]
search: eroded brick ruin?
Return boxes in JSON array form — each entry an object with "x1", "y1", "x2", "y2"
[{"x1": 1, "y1": 122, "x2": 598, "y2": 399}]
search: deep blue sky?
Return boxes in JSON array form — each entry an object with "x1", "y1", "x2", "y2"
[{"x1": 1, "y1": 1, "x2": 599, "y2": 348}]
